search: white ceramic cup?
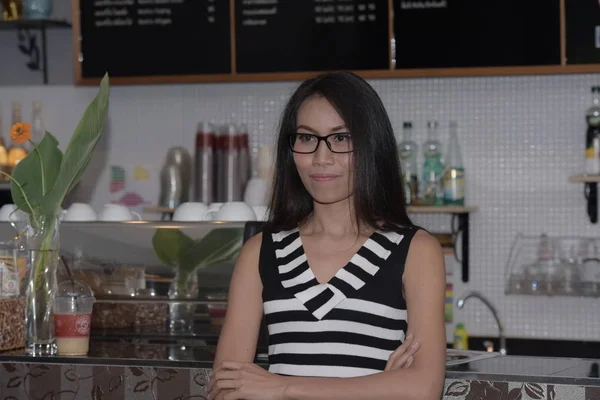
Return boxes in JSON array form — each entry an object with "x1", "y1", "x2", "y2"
[
  {"x1": 216, "y1": 202, "x2": 257, "y2": 221},
  {"x1": 203, "y1": 202, "x2": 223, "y2": 221},
  {"x1": 243, "y1": 178, "x2": 269, "y2": 206},
  {"x1": 0, "y1": 204, "x2": 17, "y2": 221},
  {"x1": 172, "y1": 202, "x2": 209, "y2": 221},
  {"x1": 99, "y1": 204, "x2": 141, "y2": 221},
  {"x1": 252, "y1": 206, "x2": 269, "y2": 222},
  {"x1": 63, "y1": 203, "x2": 97, "y2": 222}
]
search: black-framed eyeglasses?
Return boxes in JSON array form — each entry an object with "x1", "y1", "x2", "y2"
[{"x1": 289, "y1": 133, "x2": 354, "y2": 154}]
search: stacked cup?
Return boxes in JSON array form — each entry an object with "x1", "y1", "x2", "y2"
[{"x1": 172, "y1": 201, "x2": 264, "y2": 222}]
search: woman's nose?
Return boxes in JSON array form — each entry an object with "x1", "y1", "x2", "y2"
[{"x1": 312, "y1": 139, "x2": 334, "y2": 166}]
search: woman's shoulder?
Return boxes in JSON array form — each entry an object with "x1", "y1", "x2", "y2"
[
  {"x1": 408, "y1": 228, "x2": 443, "y2": 253},
  {"x1": 240, "y1": 231, "x2": 263, "y2": 257},
  {"x1": 403, "y1": 228, "x2": 445, "y2": 277},
  {"x1": 234, "y1": 231, "x2": 263, "y2": 272},
  {"x1": 379, "y1": 223, "x2": 431, "y2": 243}
]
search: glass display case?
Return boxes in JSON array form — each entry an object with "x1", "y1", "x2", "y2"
[{"x1": 0, "y1": 220, "x2": 268, "y2": 360}]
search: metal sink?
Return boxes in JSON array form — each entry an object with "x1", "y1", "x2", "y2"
[{"x1": 446, "y1": 348, "x2": 500, "y2": 366}]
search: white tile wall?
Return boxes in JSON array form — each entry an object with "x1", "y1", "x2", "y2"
[{"x1": 0, "y1": 73, "x2": 599, "y2": 343}]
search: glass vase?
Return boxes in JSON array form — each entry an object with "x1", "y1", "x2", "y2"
[
  {"x1": 22, "y1": 0, "x2": 51, "y2": 19},
  {"x1": 24, "y1": 214, "x2": 60, "y2": 356},
  {"x1": 168, "y1": 268, "x2": 198, "y2": 333}
]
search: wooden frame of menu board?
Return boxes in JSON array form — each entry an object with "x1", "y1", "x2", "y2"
[{"x1": 72, "y1": 0, "x2": 600, "y2": 86}]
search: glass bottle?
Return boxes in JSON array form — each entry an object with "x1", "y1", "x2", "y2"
[
  {"x1": 31, "y1": 101, "x2": 44, "y2": 144},
  {"x1": 585, "y1": 86, "x2": 600, "y2": 175},
  {"x1": 0, "y1": 102, "x2": 8, "y2": 179},
  {"x1": 398, "y1": 121, "x2": 418, "y2": 204},
  {"x1": 422, "y1": 121, "x2": 444, "y2": 205},
  {"x1": 442, "y1": 121, "x2": 465, "y2": 206}
]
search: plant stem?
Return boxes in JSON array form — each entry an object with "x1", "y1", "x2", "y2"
[
  {"x1": 29, "y1": 139, "x2": 46, "y2": 195},
  {"x1": 32, "y1": 217, "x2": 58, "y2": 291}
]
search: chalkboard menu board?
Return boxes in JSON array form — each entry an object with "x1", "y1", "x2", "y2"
[
  {"x1": 80, "y1": 0, "x2": 231, "y2": 78},
  {"x1": 234, "y1": 0, "x2": 390, "y2": 73},
  {"x1": 393, "y1": 0, "x2": 561, "y2": 69},
  {"x1": 565, "y1": 0, "x2": 600, "y2": 64}
]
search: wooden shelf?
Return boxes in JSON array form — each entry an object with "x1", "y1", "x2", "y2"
[
  {"x1": 407, "y1": 205, "x2": 478, "y2": 214},
  {"x1": 569, "y1": 175, "x2": 600, "y2": 183},
  {"x1": 145, "y1": 205, "x2": 479, "y2": 215},
  {"x1": 74, "y1": 65, "x2": 600, "y2": 86},
  {"x1": 0, "y1": 19, "x2": 70, "y2": 30},
  {"x1": 442, "y1": 247, "x2": 454, "y2": 256}
]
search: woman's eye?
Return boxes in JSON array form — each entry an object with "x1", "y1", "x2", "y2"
[
  {"x1": 334, "y1": 134, "x2": 350, "y2": 142},
  {"x1": 298, "y1": 135, "x2": 315, "y2": 142}
]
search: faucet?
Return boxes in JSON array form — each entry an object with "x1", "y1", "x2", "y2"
[{"x1": 456, "y1": 291, "x2": 507, "y2": 355}]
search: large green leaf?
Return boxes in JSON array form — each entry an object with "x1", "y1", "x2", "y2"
[
  {"x1": 178, "y1": 228, "x2": 244, "y2": 275},
  {"x1": 151, "y1": 227, "x2": 244, "y2": 284},
  {"x1": 152, "y1": 228, "x2": 195, "y2": 267},
  {"x1": 10, "y1": 131, "x2": 62, "y2": 215},
  {"x1": 41, "y1": 73, "x2": 110, "y2": 214}
]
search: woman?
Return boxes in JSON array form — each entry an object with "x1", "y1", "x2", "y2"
[{"x1": 208, "y1": 71, "x2": 446, "y2": 400}]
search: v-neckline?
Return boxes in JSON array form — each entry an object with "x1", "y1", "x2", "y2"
[
  {"x1": 271, "y1": 228, "x2": 405, "y2": 320},
  {"x1": 297, "y1": 230, "x2": 377, "y2": 285}
]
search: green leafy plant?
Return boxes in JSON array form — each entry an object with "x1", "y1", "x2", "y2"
[
  {"x1": 5, "y1": 73, "x2": 110, "y2": 284},
  {"x1": 152, "y1": 227, "x2": 244, "y2": 289}
]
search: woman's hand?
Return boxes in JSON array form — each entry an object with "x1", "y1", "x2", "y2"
[
  {"x1": 384, "y1": 332, "x2": 420, "y2": 371},
  {"x1": 208, "y1": 361, "x2": 288, "y2": 400}
]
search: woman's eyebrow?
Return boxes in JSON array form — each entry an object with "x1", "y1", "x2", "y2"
[{"x1": 296, "y1": 124, "x2": 348, "y2": 133}]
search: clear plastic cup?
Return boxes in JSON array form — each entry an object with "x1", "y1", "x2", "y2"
[{"x1": 53, "y1": 280, "x2": 95, "y2": 356}]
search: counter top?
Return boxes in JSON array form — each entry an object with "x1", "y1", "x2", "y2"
[
  {"x1": 0, "y1": 340, "x2": 219, "y2": 369},
  {"x1": 2, "y1": 344, "x2": 600, "y2": 400},
  {"x1": 447, "y1": 353, "x2": 600, "y2": 386},
  {"x1": 1, "y1": 341, "x2": 599, "y2": 386}
]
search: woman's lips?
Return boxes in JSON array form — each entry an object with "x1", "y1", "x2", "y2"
[{"x1": 310, "y1": 173, "x2": 339, "y2": 182}]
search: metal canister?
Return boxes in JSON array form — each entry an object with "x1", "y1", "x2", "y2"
[
  {"x1": 194, "y1": 122, "x2": 214, "y2": 204},
  {"x1": 164, "y1": 147, "x2": 192, "y2": 203},
  {"x1": 218, "y1": 123, "x2": 241, "y2": 202},
  {"x1": 159, "y1": 163, "x2": 183, "y2": 209},
  {"x1": 238, "y1": 123, "x2": 250, "y2": 195}
]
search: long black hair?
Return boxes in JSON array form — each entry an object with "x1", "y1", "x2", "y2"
[{"x1": 267, "y1": 71, "x2": 412, "y2": 232}]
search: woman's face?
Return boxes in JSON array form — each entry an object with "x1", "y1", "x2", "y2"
[{"x1": 292, "y1": 95, "x2": 353, "y2": 205}]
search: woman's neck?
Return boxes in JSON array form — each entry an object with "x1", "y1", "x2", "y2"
[{"x1": 302, "y1": 197, "x2": 368, "y2": 237}]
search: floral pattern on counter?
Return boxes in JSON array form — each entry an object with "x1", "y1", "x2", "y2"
[
  {"x1": 2, "y1": 363, "x2": 600, "y2": 399},
  {"x1": 0, "y1": 362, "x2": 211, "y2": 399},
  {"x1": 443, "y1": 378, "x2": 600, "y2": 399}
]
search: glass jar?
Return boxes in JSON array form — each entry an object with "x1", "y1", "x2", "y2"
[{"x1": 22, "y1": 0, "x2": 51, "y2": 19}]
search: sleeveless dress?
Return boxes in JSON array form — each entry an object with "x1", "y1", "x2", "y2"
[{"x1": 258, "y1": 225, "x2": 420, "y2": 378}]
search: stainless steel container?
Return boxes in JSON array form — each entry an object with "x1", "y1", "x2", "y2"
[
  {"x1": 238, "y1": 123, "x2": 250, "y2": 196},
  {"x1": 159, "y1": 147, "x2": 192, "y2": 208},
  {"x1": 217, "y1": 123, "x2": 241, "y2": 202},
  {"x1": 194, "y1": 122, "x2": 215, "y2": 204}
]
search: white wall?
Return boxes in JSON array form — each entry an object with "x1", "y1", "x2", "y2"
[{"x1": 1, "y1": 2, "x2": 599, "y2": 342}]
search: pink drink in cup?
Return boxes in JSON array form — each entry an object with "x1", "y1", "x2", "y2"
[{"x1": 53, "y1": 280, "x2": 95, "y2": 356}]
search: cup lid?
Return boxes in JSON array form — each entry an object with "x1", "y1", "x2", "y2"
[{"x1": 56, "y1": 279, "x2": 95, "y2": 300}]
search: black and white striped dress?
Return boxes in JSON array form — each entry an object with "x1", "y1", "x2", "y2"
[{"x1": 258, "y1": 225, "x2": 419, "y2": 378}]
